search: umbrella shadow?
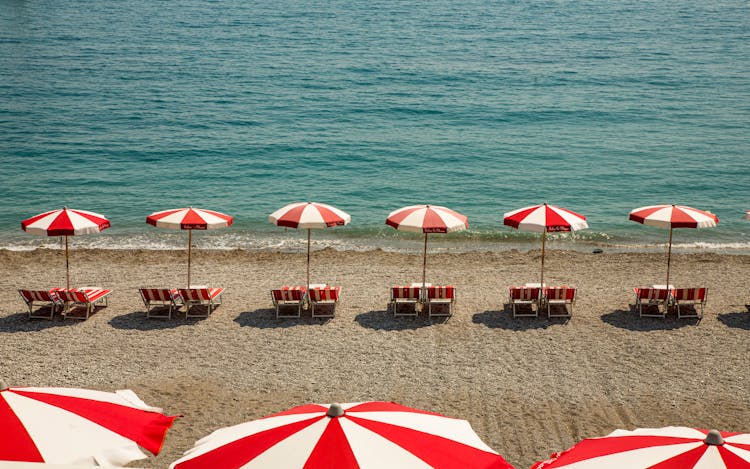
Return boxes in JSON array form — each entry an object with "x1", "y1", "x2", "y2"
[
  {"x1": 717, "y1": 311, "x2": 750, "y2": 330},
  {"x1": 109, "y1": 311, "x2": 205, "y2": 330},
  {"x1": 234, "y1": 308, "x2": 331, "y2": 329},
  {"x1": 354, "y1": 309, "x2": 445, "y2": 331},
  {"x1": 0, "y1": 311, "x2": 81, "y2": 332},
  {"x1": 600, "y1": 307, "x2": 700, "y2": 331},
  {"x1": 472, "y1": 306, "x2": 564, "y2": 330}
]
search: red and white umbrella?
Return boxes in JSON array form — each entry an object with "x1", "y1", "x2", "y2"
[
  {"x1": 503, "y1": 203, "x2": 588, "y2": 287},
  {"x1": 0, "y1": 380, "x2": 177, "y2": 466},
  {"x1": 170, "y1": 401, "x2": 513, "y2": 469},
  {"x1": 146, "y1": 207, "x2": 233, "y2": 287},
  {"x1": 629, "y1": 204, "x2": 718, "y2": 287},
  {"x1": 21, "y1": 207, "x2": 111, "y2": 289},
  {"x1": 532, "y1": 426, "x2": 750, "y2": 468},
  {"x1": 269, "y1": 202, "x2": 350, "y2": 291},
  {"x1": 386, "y1": 205, "x2": 469, "y2": 288}
]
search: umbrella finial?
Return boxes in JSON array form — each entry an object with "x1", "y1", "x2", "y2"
[
  {"x1": 0, "y1": 379, "x2": 8, "y2": 391},
  {"x1": 327, "y1": 403, "x2": 345, "y2": 417},
  {"x1": 704, "y1": 429, "x2": 724, "y2": 445}
]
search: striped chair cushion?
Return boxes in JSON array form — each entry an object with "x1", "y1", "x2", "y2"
[
  {"x1": 273, "y1": 287, "x2": 306, "y2": 302},
  {"x1": 391, "y1": 286, "x2": 420, "y2": 300},
  {"x1": 427, "y1": 286, "x2": 454, "y2": 300},
  {"x1": 673, "y1": 287, "x2": 706, "y2": 301},
  {"x1": 141, "y1": 288, "x2": 179, "y2": 302},
  {"x1": 19, "y1": 290, "x2": 57, "y2": 303},
  {"x1": 180, "y1": 288, "x2": 224, "y2": 302},
  {"x1": 545, "y1": 286, "x2": 575, "y2": 301},
  {"x1": 310, "y1": 287, "x2": 340, "y2": 302},
  {"x1": 509, "y1": 287, "x2": 540, "y2": 301},
  {"x1": 58, "y1": 288, "x2": 111, "y2": 303},
  {"x1": 635, "y1": 288, "x2": 670, "y2": 301}
]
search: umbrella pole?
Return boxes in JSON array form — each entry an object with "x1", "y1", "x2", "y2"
[
  {"x1": 666, "y1": 226, "x2": 673, "y2": 287},
  {"x1": 65, "y1": 235, "x2": 70, "y2": 290},
  {"x1": 422, "y1": 232, "x2": 428, "y2": 287},
  {"x1": 307, "y1": 228, "x2": 311, "y2": 293},
  {"x1": 540, "y1": 229, "x2": 546, "y2": 287},
  {"x1": 187, "y1": 229, "x2": 192, "y2": 287}
]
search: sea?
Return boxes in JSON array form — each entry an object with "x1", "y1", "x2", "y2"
[{"x1": 1, "y1": 0, "x2": 748, "y2": 254}]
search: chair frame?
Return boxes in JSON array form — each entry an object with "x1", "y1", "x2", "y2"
[
  {"x1": 271, "y1": 287, "x2": 306, "y2": 319},
  {"x1": 673, "y1": 287, "x2": 708, "y2": 319},
  {"x1": 634, "y1": 287, "x2": 671, "y2": 318},
  {"x1": 180, "y1": 287, "x2": 224, "y2": 318},
  {"x1": 18, "y1": 289, "x2": 63, "y2": 319},
  {"x1": 140, "y1": 288, "x2": 182, "y2": 319},
  {"x1": 509, "y1": 286, "x2": 541, "y2": 318},
  {"x1": 309, "y1": 286, "x2": 341, "y2": 318},
  {"x1": 390, "y1": 286, "x2": 421, "y2": 316},
  {"x1": 544, "y1": 286, "x2": 576, "y2": 318},
  {"x1": 58, "y1": 288, "x2": 112, "y2": 320},
  {"x1": 425, "y1": 286, "x2": 455, "y2": 318}
]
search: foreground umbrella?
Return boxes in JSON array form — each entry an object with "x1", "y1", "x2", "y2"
[
  {"x1": 21, "y1": 207, "x2": 111, "y2": 289},
  {"x1": 503, "y1": 203, "x2": 588, "y2": 287},
  {"x1": 269, "y1": 202, "x2": 350, "y2": 292},
  {"x1": 0, "y1": 380, "x2": 177, "y2": 466},
  {"x1": 170, "y1": 401, "x2": 513, "y2": 468},
  {"x1": 532, "y1": 426, "x2": 750, "y2": 468},
  {"x1": 146, "y1": 207, "x2": 233, "y2": 287},
  {"x1": 386, "y1": 205, "x2": 469, "y2": 287},
  {"x1": 629, "y1": 204, "x2": 718, "y2": 287}
]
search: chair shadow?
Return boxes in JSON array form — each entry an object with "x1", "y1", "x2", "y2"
[
  {"x1": 108, "y1": 311, "x2": 205, "y2": 330},
  {"x1": 472, "y1": 306, "x2": 564, "y2": 331},
  {"x1": 600, "y1": 307, "x2": 700, "y2": 331},
  {"x1": 354, "y1": 309, "x2": 443, "y2": 331},
  {"x1": 0, "y1": 311, "x2": 80, "y2": 333},
  {"x1": 234, "y1": 308, "x2": 331, "y2": 329},
  {"x1": 717, "y1": 311, "x2": 750, "y2": 330}
]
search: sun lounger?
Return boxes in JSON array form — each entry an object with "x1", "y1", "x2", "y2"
[
  {"x1": 673, "y1": 287, "x2": 708, "y2": 319},
  {"x1": 139, "y1": 288, "x2": 182, "y2": 319},
  {"x1": 425, "y1": 286, "x2": 455, "y2": 317},
  {"x1": 18, "y1": 289, "x2": 63, "y2": 319},
  {"x1": 271, "y1": 286, "x2": 307, "y2": 318},
  {"x1": 509, "y1": 286, "x2": 541, "y2": 318},
  {"x1": 56, "y1": 288, "x2": 112, "y2": 320},
  {"x1": 633, "y1": 287, "x2": 672, "y2": 318},
  {"x1": 390, "y1": 286, "x2": 421, "y2": 316},
  {"x1": 309, "y1": 286, "x2": 340, "y2": 318},
  {"x1": 544, "y1": 286, "x2": 576, "y2": 318},
  {"x1": 179, "y1": 287, "x2": 224, "y2": 318}
]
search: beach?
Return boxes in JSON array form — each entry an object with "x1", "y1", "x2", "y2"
[{"x1": 1, "y1": 247, "x2": 748, "y2": 468}]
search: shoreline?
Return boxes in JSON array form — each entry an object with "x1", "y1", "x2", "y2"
[{"x1": 1, "y1": 248, "x2": 748, "y2": 468}]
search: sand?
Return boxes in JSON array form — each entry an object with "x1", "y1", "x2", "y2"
[{"x1": 1, "y1": 247, "x2": 748, "y2": 468}]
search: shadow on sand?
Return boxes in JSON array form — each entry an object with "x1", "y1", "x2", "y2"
[
  {"x1": 472, "y1": 305, "x2": 567, "y2": 331},
  {"x1": 109, "y1": 311, "x2": 207, "y2": 330},
  {"x1": 717, "y1": 311, "x2": 750, "y2": 330},
  {"x1": 234, "y1": 308, "x2": 330, "y2": 329},
  {"x1": 0, "y1": 311, "x2": 80, "y2": 333},
  {"x1": 354, "y1": 309, "x2": 443, "y2": 331},
  {"x1": 600, "y1": 307, "x2": 700, "y2": 331}
]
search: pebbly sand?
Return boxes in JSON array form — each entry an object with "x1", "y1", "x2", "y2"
[{"x1": 0, "y1": 247, "x2": 748, "y2": 468}]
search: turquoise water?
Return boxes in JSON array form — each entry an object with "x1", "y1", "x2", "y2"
[{"x1": 1, "y1": 0, "x2": 749, "y2": 253}]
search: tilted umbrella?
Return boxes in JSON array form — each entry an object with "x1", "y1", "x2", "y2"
[
  {"x1": 386, "y1": 204, "x2": 469, "y2": 287},
  {"x1": 269, "y1": 202, "x2": 350, "y2": 292},
  {"x1": 629, "y1": 204, "x2": 718, "y2": 287},
  {"x1": 0, "y1": 380, "x2": 177, "y2": 466},
  {"x1": 146, "y1": 207, "x2": 233, "y2": 287},
  {"x1": 170, "y1": 401, "x2": 514, "y2": 468},
  {"x1": 21, "y1": 207, "x2": 111, "y2": 289},
  {"x1": 532, "y1": 426, "x2": 750, "y2": 468},
  {"x1": 503, "y1": 203, "x2": 588, "y2": 287}
]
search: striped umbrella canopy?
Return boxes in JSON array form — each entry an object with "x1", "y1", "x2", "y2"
[
  {"x1": 146, "y1": 208, "x2": 233, "y2": 287},
  {"x1": 269, "y1": 202, "x2": 350, "y2": 292},
  {"x1": 170, "y1": 401, "x2": 513, "y2": 469},
  {"x1": 386, "y1": 205, "x2": 469, "y2": 288},
  {"x1": 532, "y1": 427, "x2": 750, "y2": 468},
  {"x1": 503, "y1": 203, "x2": 588, "y2": 287},
  {"x1": 0, "y1": 380, "x2": 177, "y2": 467},
  {"x1": 629, "y1": 204, "x2": 718, "y2": 287},
  {"x1": 21, "y1": 207, "x2": 111, "y2": 289}
]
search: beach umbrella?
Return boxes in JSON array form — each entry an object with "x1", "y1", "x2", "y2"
[
  {"x1": 170, "y1": 401, "x2": 513, "y2": 468},
  {"x1": 386, "y1": 204, "x2": 469, "y2": 288},
  {"x1": 146, "y1": 207, "x2": 233, "y2": 287},
  {"x1": 0, "y1": 380, "x2": 177, "y2": 466},
  {"x1": 503, "y1": 203, "x2": 588, "y2": 287},
  {"x1": 629, "y1": 204, "x2": 718, "y2": 287},
  {"x1": 21, "y1": 207, "x2": 111, "y2": 289},
  {"x1": 269, "y1": 202, "x2": 350, "y2": 292},
  {"x1": 531, "y1": 426, "x2": 750, "y2": 468}
]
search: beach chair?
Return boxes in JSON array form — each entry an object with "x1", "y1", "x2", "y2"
[
  {"x1": 271, "y1": 286, "x2": 307, "y2": 318},
  {"x1": 18, "y1": 289, "x2": 63, "y2": 319},
  {"x1": 139, "y1": 288, "x2": 182, "y2": 319},
  {"x1": 672, "y1": 287, "x2": 708, "y2": 319},
  {"x1": 544, "y1": 286, "x2": 576, "y2": 318},
  {"x1": 509, "y1": 286, "x2": 541, "y2": 318},
  {"x1": 57, "y1": 288, "x2": 112, "y2": 320},
  {"x1": 309, "y1": 286, "x2": 341, "y2": 318},
  {"x1": 633, "y1": 287, "x2": 671, "y2": 318},
  {"x1": 425, "y1": 286, "x2": 455, "y2": 318},
  {"x1": 179, "y1": 287, "x2": 224, "y2": 318},
  {"x1": 390, "y1": 286, "x2": 421, "y2": 316}
]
